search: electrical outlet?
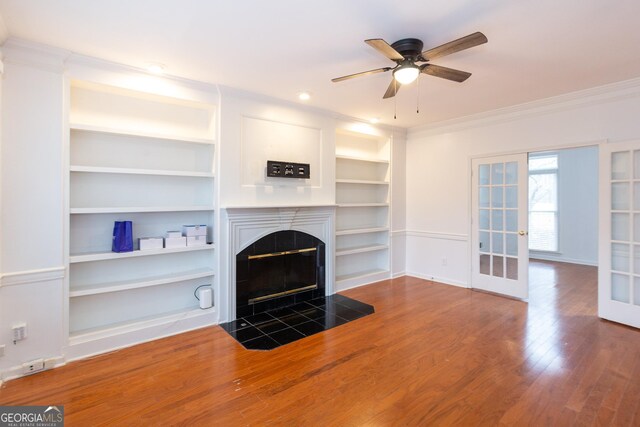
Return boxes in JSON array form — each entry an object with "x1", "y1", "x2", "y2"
[
  {"x1": 441, "y1": 258, "x2": 448, "y2": 266},
  {"x1": 22, "y1": 358, "x2": 44, "y2": 375},
  {"x1": 44, "y1": 357, "x2": 58, "y2": 370},
  {"x1": 12, "y1": 323, "x2": 27, "y2": 343}
]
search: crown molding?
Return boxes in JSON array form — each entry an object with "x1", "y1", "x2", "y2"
[
  {"x1": 217, "y1": 84, "x2": 403, "y2": 137},
  {"x1": 218, "y1": 84, "x2": 341, "y2": 119},
  {"x1": 1, "y1": 37, "x2": 70, "y2": 73},
  {"x1": 65, "y1": 52, "x2": 220, "y2": 97},
  {"x1": 409, "y1": 77, "x2": 640, "y2": 138},
  {"x1": 1, "y1": 38, "x2": 405, "y2": 138}
]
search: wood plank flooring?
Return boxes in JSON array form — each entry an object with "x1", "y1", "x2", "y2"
[{"x1": 2, "y1": 260, "x2": 640, "y2": 426}]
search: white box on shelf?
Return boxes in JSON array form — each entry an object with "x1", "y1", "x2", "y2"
[
  {"x1": 164, "y1": 236, "x2": 187, "y2": 249},
  {"x1": 165, "y1": 231, "x2": 182, "y2": 238},
  {"x1": 187, "y1": 235, "x2": 207, "y2": 246},
  {"x1": 139, "y1": 237, "x2": 163, "y2": 251},
  {"x1": 183, "y1": 225, "x2": 207, "y2": 237}
]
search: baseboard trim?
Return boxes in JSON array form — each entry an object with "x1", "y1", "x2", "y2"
[
  {"x1": 335, "y1": 271, "x2": 391, "y2": 292},
  {"x1": 406, "y1": 271, "x2": 469, "y2": 288},
  {"x1": 392, "y1": 270, "x2": 406, "y2": 278},
  {"x1": 1, "y1": 356, "x2": 65, "y2": 383},
  {"x1": 0, "y1": 266, "x2": 65, "y2": 287},
  {"x1": 530, "y1": 255, "x2": 598, "y2": 267},
  {"x1": 65, "y1": 308, "x2": 218, "y2": 362}
]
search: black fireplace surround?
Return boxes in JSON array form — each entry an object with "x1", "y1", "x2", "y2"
[{"x1": 235, "y1": 230, "x2": 325, "y2": 317}]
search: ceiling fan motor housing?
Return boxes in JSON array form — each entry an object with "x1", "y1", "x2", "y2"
[{"x1": 390, "y1": 38, "x2": 425, "y2": 60}]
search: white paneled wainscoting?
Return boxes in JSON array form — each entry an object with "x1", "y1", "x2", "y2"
[
  {"x1": 405, "y1": 230, "x2": 470, "y2": 288},
  {"x1": 0, "y1": 268, "x2": 67, "y2": 381}
]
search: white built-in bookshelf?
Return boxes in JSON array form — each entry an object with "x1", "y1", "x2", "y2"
[
  {"x1": 335, "y1": 130, "x2": 391, "y2": 289},
  {"x1": 66, "y1": 81, "x2": 217, "y2": 354}
]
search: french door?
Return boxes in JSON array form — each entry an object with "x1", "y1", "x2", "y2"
[
  {"x1": 471, "y1": 154, "x2": 529, "y2": 299},
  {"x1": 599, "y1": 141, "x2": 640, "y2": 327}
]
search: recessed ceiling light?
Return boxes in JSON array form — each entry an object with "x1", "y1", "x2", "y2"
[
  {"x1": 298, "y1": 91, "x2": 311, "y2": 101},
  {"x1": 147, "y1": 63, "x2": 165, "y2": 74},
  {"x1": 369, "y1": 118, "x2": 379, "y2": 124}
]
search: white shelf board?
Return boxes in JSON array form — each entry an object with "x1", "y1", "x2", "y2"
[
  {"x1": 336, "y1": 227, "x2": 389, "y2": 236},
  {"x1": 70, "y1": 165, "x2": 214, "y2": 178},
  {"x1": 336, "y1": 179, "x2": 389, "y2": 185},
  {"x1": 70, "y1": 123, "x2": 215, "y2": 145},
  {"x1": 336, "y1": 268, "x2": 389, "y2": 283},
  {"x1": 69, "y1": 306, "x2": 215, "y2": 345},
  {"x1": 70, "y1": 244, "x2": 214, "y2": 263},
  {"x1": 337, "y1": 203, "x2": 389, "y2": 208},
  {"x1": 336, "y1": 244, "x2": 389, "y2": 257},
  {"x1": 70, "y1": 268, "x2": 215, "y2": 297},
  {"x1": 70, "y1": 206, "x2": 215, "y2": 214},
  {"x1": 336, "y1": 155, "x2": 389, "y2": 164}
]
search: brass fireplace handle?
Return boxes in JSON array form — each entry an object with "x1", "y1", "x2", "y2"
[{"x1": 248, "y1": 247, "x2": 317, "y2": 260}]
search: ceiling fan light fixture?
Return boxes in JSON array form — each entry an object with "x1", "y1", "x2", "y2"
[{"x1": 393, "y1": 63, "x2": 419, "y2": 85}]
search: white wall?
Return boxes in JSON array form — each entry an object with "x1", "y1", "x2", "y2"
[
  {"x1": 0, "y1": 42, "x2": 67, "y2": 379},
  {"x1": 530, "y1": 146, "x2": 599, "y2": 266},
  {"x1": 405, "y1": 79, "x2": 640, "y2": 287},
  {"x1": 218, "y1": 88, "x2": 336, "y2": 208}
]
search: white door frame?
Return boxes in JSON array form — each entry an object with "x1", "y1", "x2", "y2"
[{"x1": 468, "y1": 140, "x2": 603, "y2": 299}]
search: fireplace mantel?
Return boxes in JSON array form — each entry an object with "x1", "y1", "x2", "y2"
[{"x1": 220, "y1": 205, "x2": 336, "y2": 321}]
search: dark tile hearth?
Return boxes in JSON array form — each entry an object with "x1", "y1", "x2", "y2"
[{"x1": 220, "y1": 294, "x2": 374, "y2": 350}]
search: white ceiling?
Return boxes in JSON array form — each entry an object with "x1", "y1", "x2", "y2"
[{"x1": 1, "y1": 0, "x2": 640, "y2": 129}]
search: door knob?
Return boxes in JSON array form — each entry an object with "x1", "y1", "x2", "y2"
[{"x1": 518, "y1": 230, "x2": 528, "y2": 236}]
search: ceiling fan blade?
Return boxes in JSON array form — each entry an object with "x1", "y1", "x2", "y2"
[
  {"x1": 421, "y1": 64, "x2": 472, "y2": 82},
  {"x1": 383, "y1": 79, "x2": 401, "y2": 99},
  {"x1": 421, "y1": 32, "x2": 488, "y2": 61},
  {"x1": 331, "y1": 67, "x2": 392, "y2": 83},
  {"x1": 365, "y1": 39, "x2": 405, "y2": 61}
]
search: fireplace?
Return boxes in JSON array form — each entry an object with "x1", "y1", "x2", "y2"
[
  {"x1": 236, "y1": 230, "x2": 325, "y2": 317},
  {"x1": 221, "y1": 207, "x2": 376, "y2": 350},
  {"x1": 222, "y1": 205, "x2": 335, "y2": 322}
]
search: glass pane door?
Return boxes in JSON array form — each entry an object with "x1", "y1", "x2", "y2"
[
  {"x1": 600, "y1": 142, "x2": 640, "y2": 328},
  {"x1": 472, "y1": 154, "x2": 528, "y2": 299}
]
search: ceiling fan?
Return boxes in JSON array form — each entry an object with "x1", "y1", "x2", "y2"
[{"x1": 331, "y1": 32, "x2": 488, "y2": 99}]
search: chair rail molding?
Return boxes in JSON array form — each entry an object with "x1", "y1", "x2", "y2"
[
  {"x1": 0, "y1": 266, "x2": 66, "y2": 287},
  {"x1": 405, "y1": 230, "x2": 468, "y2": 242}
]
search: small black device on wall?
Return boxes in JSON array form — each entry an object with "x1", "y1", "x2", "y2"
[{"x1": 266, "y1": 160, "x2": 310, "y2": 179}]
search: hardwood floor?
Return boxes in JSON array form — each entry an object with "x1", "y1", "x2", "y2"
[{"x1": 2, "y1": 260, "x2": 639, "y2": 426}]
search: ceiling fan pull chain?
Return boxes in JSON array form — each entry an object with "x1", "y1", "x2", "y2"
[
  {"x1": 417, "y1": 73, "x2": 420, "y2": 114},
  {"x1": 394, "y1": 79, "x2": 397, "y2": 120}
]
